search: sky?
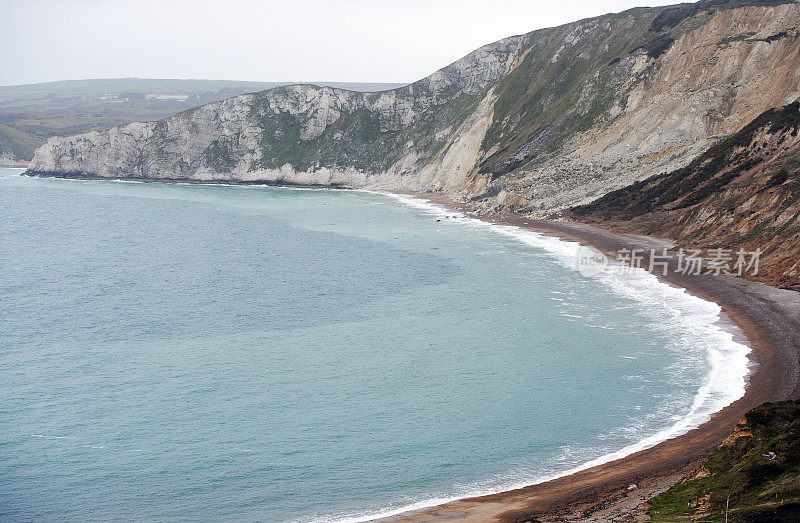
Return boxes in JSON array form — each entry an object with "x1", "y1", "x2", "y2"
[{"x1": 0, "y1": 0, "x2": 689, "y2": 87}]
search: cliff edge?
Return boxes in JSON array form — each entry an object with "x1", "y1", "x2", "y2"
[{"x1": 29, "y1": 0, "x2": 800, "y2": 217}]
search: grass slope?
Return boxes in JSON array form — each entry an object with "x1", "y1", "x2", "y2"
[
  {"x1": 0, "y1": 122, "x2": 44, "y2": 160},
  {"x1": 648, "y1": 400, "x2": 800, "y2": 522}
]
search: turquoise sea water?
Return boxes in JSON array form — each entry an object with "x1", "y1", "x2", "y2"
[{"x1": 0, "y1": 169, "x2": 749, "y2": 521}]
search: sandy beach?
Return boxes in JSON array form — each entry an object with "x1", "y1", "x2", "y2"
[{"x1": 380, "y1": 193, "x2": 800, "y2": 522}]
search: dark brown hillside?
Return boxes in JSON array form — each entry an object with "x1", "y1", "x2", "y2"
[{"x1": 568, "y1": 102, "x2": 800, "y2": 288}]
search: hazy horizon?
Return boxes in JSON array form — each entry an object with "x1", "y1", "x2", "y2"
[{"x1": 1, "y1": 0, "x2": 687, "y2": 87}]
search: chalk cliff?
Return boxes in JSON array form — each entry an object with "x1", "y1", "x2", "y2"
[{"x1": 28, "y1": 0, "x2": 800, "y2": 217}]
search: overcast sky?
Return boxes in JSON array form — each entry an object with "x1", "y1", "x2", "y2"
[{"x1": 1, "y1": 0, "x2": 687, "y2": 86}]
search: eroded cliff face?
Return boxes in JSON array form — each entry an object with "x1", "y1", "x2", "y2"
[
  {"x1": 491, "y1": 2, "x2": 800, "y2": 215},
  {"x1": 569, "y1": 102, "x2": 800, "y2": 288},
  {"x1": 29, "y1": 1, "x2": 800, "y2": 216}
]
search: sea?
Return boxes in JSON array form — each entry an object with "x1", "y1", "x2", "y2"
[{"x1": 0, "y1": 168, "x2": 750, "y2": 522}]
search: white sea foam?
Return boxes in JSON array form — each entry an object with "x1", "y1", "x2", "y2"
[
  {"x1": 0, "y1": 168, "x2": 28, "y2": 179},
  {"x1": 317, "y1": 192, "x2": 752, "y2": 523}
]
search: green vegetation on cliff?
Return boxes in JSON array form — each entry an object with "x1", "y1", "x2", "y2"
[
  {"x1": 247, "y1": 86, "x2": 481, "y2": 173},
  {"x1": 0, "y1": 122, "x2": 44, "y2": 161},
  {"x1": 648, "y1": 400, "x2": 800, "y2": 522},
  {"x1": 479, "y1": 8, "x2": 661, "y2": 177}
]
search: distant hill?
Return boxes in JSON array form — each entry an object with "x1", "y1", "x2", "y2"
[
  {"x1": 0, "y1": 78, "x2": 404, "y2": 99},
  {"x1": 0, "y1": 122, "x2": 44, "y2": 161},
  {"x1": 0, "y1": 78, "x2": 405, "y2": 139}
]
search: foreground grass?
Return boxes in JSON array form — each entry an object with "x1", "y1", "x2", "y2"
[{"x1": 648, "y1": 400, "x2": 800, "y2": 522}]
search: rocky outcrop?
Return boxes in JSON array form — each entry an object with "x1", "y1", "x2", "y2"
[{"x1": 29, "y1": 0, "x2": 800, "y2": 216}]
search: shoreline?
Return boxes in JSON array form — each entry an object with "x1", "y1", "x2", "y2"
[
  {"x1": 22, "y1": 170, "x2": 350, "y2": 189},
  {"x1": 377, "y1": 192, "x2": 800, "y2": 522},
  {"x1": 12, "y1": 172, "x2": 800, "y2": 521}
]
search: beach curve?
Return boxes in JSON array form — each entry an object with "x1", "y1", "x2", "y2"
[
  {"x1": 14, "y1": 171, "x2": 800, "y2": 521},
  {"x1": 371, "y1": 192, "x2": 800, "y2": 522}
]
